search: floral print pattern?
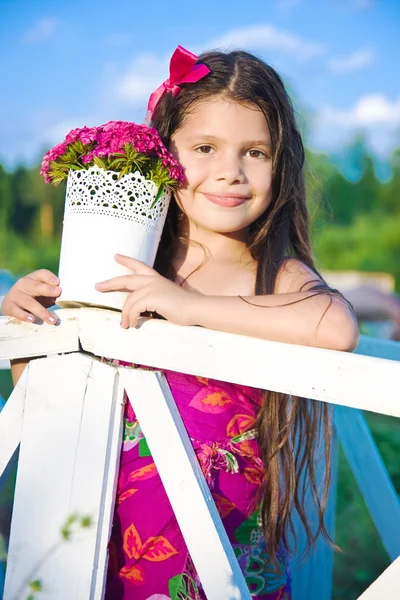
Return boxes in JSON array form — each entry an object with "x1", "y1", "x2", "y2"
[{"x1": 105, "y1": 367, "x2": 291, "y2": 599}]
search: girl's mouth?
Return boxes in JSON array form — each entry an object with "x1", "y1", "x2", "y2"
[{"x1": 203, "y1": 193, "x2": 249, "y2": 207}]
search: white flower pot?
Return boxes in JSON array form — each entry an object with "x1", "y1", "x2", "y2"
[{"x1": 56, "y1": 167, "x2": 171, "y2": 310}]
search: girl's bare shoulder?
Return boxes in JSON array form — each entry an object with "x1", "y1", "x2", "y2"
[{"x1": 274, "y1": 258, "x2": 322, "y2": 294}]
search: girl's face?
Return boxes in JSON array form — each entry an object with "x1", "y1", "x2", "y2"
[{"x1": 170, "y1": 96, "x2": 273, "y2": 238}]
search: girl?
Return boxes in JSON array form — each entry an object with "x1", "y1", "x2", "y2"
[{"x1": 2, "y1": 47, "x2": 358, "y2": 599}]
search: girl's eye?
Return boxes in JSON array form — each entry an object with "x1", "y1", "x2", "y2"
[
  {"x1": 196, "y1": 145, "x2": 214, "y2": 154},
  {"x1": 247, "y1": 149, "x2": 266, "y2": 159}
]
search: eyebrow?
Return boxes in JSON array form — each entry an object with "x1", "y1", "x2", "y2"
[{"x1": 186, "y1": 134, "x2": 271, "y2": 147}]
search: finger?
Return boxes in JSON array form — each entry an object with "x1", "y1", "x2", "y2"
[
  {"x1": 121, "y1": 289, "x2": 154, "y2": 329},
  {"x1": 3, "y1": 301, "x2": 36, "y2": 324},
  {"x1": 29, "y1": 269, "x2": 60, "y2": 285},
  {"x1": 95, "y1": 274, "x2": 152, "y2": 293},
  {"x1": 130, "y1": 297, "x2": 158, "y2": 328},
  {"x1": 5, "y1": 299, "x2": 58, "y2": 325},
  {"x1": 22, "y1": 280, "x2": 62, "y2": 298},
  {"x1": 18, "y1": 295, "x2": 59, "y2": 325},
  {"x1": 114, "y1": 254, "x2": 157, "y2": 275}
]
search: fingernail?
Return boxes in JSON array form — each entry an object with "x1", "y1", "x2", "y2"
[
  {"x1": 27, "y1": 315, "x2": 34, "y2": 322},
  {"x1": 48, "y1": 316, "x2": 56, "y2": 323},
  {"x1": 51, "y1": 277, "x2": 59, "y2": 284}
]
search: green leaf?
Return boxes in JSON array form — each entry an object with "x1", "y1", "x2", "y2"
[
  {"x1": 61, "y1": 512, "x2": 78, "y2": 540},
  {"x1": 168, "y1": 574, "x2": 184, "y2": 600},
  {"x1": 150, "y1": 185, "x2": 164, "y2": 209},
  {"x1": 93, "y1": 156, "x2": 107, "y2": 170},
  {"x1": 168, "y1": 573, "x2": 198, "y2": 600},
  {"x1": 29, "y1": 579, "x2": 43, "y2": 591},
  {"x1": 108, "y1": 159, "x2": 126, "y2": 169},
  {"x1": 139, "y1": 438, "x2": 151, "y2": 457},
  {"x1": 80, "y1": 515, "x2": 93, "y2": 528}
]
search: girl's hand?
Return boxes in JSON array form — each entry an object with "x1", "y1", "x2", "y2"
[
  {"x1": 1, "y1": 270, "x2": 62, "y2": 325},
  {"x1": 95, "y1": 254, "x2": 200, "y2": 329}
]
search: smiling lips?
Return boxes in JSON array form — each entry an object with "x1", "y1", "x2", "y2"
[{"x1": 203, "y1": 193, "x2": 250, "y2": 207}]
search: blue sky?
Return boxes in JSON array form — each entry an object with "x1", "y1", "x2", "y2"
[{"x1": 1, "y1": 0, "x2": 399, "y2": 169}]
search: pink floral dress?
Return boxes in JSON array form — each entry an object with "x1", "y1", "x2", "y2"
[{"x1": 105, "y1": 366, "x2": 291, "y2": 599}]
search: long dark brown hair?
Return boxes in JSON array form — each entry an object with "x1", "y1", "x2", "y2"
[{"x1": 151, "y1": 50, "x2": 351, "y2": 565}]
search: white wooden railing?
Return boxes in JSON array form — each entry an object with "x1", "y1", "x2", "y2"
[{"x1": 0, "y1": 307, "x2": 399, "y2": 599}]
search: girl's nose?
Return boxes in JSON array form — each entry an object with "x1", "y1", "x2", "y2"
[{"x1": 214, "y1": 152, "x2": 246, "y2": 184}]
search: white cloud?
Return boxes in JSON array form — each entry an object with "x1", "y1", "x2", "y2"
[
  {"x1": 42, "y1": 119, "x2": 94, "y2": 146},
  {"x1": 205, "y1": 24, "x2": 325, "y2": 61},
  {"x1": 116, "y1": 53, "x2": 169, "y2": 103},
  {"x1": 328, "y1": 48, "x2": 375, "y2": 73},
  {"x1": 312, "y1": 94, "x2": 400, "y2": 156},
  {"x1": 317, "y1": 94, "x2": 400, "y2": 127},
  {"x1": 114, "y1": 24, "x2": 325, "y2": 105},
  {"x1": 21, "y1": 17, "x2": 59, "y2": 44}
]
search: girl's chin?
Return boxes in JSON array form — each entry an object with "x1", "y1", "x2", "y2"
[{"x1": 187, "y1": 217, "x2": 252, "y2": 235}]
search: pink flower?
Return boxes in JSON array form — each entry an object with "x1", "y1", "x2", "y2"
[
  {"x1": 81, "y1": 151, "x2": 95, "y2": 163},
  {"x1": 41, "y1": 120, "x2": 185, "y2": 186},
  {"x1": 79, "y1": 126, "x2": 98, "y2": 145},
  {"x1": 65, "y1": 128, "x2": 82, "y2": 145}
]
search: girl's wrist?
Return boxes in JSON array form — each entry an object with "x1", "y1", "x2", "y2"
[{"x1": 186, "y1": 291, "x2": 209, "y2": 327}]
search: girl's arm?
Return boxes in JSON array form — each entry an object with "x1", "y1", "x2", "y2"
[
  {"x1": 187, "y1": 260, "x2": 359, "y2": 351},
  {"x1": 96, "y1": 255, "x2": 359, "y2": 352},
  {"x1": 10, "y1": 359, "x2": 31, "y2": 386}
]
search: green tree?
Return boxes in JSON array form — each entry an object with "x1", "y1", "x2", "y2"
[
  {"x1": 382, "y1": 146, "x2": 400, "y2": 214},
  {"x1": 8, "y1": 165, "x2": 36, "y2": 236},
  {"x1": 0, "y1": 164, "x2": 13, "y2": 232}
]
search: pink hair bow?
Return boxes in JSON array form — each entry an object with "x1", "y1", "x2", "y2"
[{"x1": 146, "y1": 45, "x2": 210, "y2": 121}]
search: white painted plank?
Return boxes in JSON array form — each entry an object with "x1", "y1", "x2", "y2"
[
  {"x1": 357, "y1": 556, "x2": 400, "y2": 599},
  {"x1": 0, "y1": 312, "x2": 80, "y2": 360},
  {"x1": 2, "y1": 309, "x2": 400, "y2": 417},
  {"x1": 0, "y1": 367, "x2": 27, "y2": 478},
  {"x1": 77, "y1": 309, "x2": 400, "y2": 418},
  {"x1": 92, "y1": 371, "x2": 126, "y2": 600},
  {"x1": 4, "y1": 353, "x2": 124, "y2": 599},
  {"x1": 120, "y1": 368, "x2": 251, "y2": 600}
]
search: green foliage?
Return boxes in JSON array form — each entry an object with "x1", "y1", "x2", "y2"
[
  {"x1": 333, "y1": 412, "x2": 400, "y2": 599},
  {"x1": 312, "y1": 213, "x2": 400, "y2": 290},
  {"x1": 29, "y1": 579, "x2": 43, "y2": 592},
  {"x1": 0, "y1": 511, "x2": 94, "y2": 599},
  {"x1": 304, "y1": 139, "x2": 400, "y2": 291},
  {"x1": 0, "y1": 229, "x2": 61, "y2": 277},
  {"x1": 48, "y1": 141, "x2": 95, "y2": 185},
  {"x1": 60, "y1": 512, "x2": 93, "y2": 540}
]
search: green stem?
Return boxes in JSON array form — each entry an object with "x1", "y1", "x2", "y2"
[{"x1": 150, "y1": 184, "x2": 164, "y2": 209}]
